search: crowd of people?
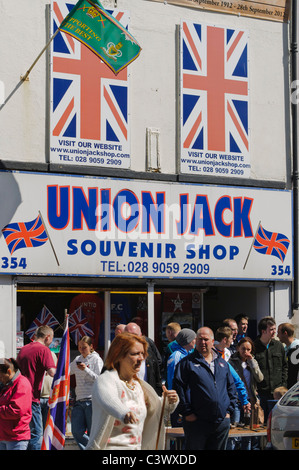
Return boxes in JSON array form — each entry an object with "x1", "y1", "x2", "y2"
[{"x1": 0, "y1": 314, "x2": 298, "y2": 451}]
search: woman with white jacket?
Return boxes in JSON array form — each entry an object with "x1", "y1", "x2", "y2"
[{"x1": 86, "y1": 333, "x2": 178, "y2": 450}]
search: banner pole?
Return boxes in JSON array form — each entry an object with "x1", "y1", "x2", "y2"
[
  {"x1": 21, "y1": 28, "x2": 60, "y2": 81},
  {"x1": 39, "y1": 211, "x2": 60, "y2": 266},
  {"x1": 243, "y1": 220, "x2": 261, "y2": 270}
]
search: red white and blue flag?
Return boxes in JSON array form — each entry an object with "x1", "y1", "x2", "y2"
[
  {"x1": 253, "y1": 224, "x2": 290, "y2": 263},
  {"x1": 25, "y1": 306, "x2": 60, "y2": 340},
  {"x1": 69, "y1": 306, "x2": 94, "y2": 344},
  {"x1": 42, "y1": 315, "x2": 70, "y2": 450},
  {"x1": 1, "y1": 214, "x2": 48, "y2": 255},
  {"x1": 180, "y1": 21, "x2": 249, "y2": 175},
  {"x1": 50, "y1": 0, "x2": 130, "y2": 168}
]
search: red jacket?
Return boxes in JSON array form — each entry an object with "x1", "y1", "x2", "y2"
[{"x1": 0, "y1": 371, "x2": 32, "y2": 441}]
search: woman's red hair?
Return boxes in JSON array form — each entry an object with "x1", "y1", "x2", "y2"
[{"x1": 104, "y1": 332, "x2": 148, "y2": 372}]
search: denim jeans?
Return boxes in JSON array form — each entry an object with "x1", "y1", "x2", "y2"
[
  {"x1": 40, "y1": 397, "x2": 50, "y2": 430},
  {"x1": 28, "y1": 402, "x2": 43, "y2": 450},
  {"x1": 183, "y1": 416, "x2": 230, "y2": 450},
  {"x1": 0, "y1": 440, "x2": 29, "y2": 450},
  {"x1": 226, "y1": 403, "x2": 260, "y2": 450},
  {"x1": 71, "y1": 400, "x2": 92, "y2": 450},
  {"x1": 226, "y1": 404, "x2": 241, "y2": 450}
]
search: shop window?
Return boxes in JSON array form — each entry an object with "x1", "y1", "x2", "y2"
[{"x1": 17, "y1": 289, "x2": 105, "y2": 357}]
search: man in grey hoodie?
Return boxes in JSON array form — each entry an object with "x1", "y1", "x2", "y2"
[
  {"x1": 167, "y1": 328, "x2": 196, "y2": 389},
  {"x1": 167, "y1": 328, "x2": 196, "y2": 428}
]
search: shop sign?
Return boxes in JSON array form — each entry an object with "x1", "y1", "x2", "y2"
[
  {"x1": 49, "y1": 0, "x2": 131, "y2": 170},
  {"x1": 0, "y1": 170, "x2": 293, "y2": 281},
  {"x1": 149, "y1": 0, "x2": 290, "y2": 23}
]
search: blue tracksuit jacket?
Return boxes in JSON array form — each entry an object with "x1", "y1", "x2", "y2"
[{"x1": 173, "y1": 348, "x2": 238, "y2": 424}]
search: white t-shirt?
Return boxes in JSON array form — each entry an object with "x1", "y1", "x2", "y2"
[{"x1": 106, "y1": 379, "x2": 147, "y2": 450}]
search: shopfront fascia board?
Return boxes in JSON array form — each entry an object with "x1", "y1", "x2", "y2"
[{"x1": 0, "y1": 170, "x2": 293, "y2": 281}]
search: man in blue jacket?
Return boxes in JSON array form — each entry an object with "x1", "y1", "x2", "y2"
[{"x1": 173, "y1": 326, "x2": 237, "y2": 450}]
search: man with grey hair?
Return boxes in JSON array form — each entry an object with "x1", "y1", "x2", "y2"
[
  {"x1": 114, "y1": 323, "x2": 126, "y2": 336},
  {"x1": 124, "y1": 322, "x2": 163, "y2": 395},
  {"x1": 173, "y1": 327, "x2": 237, "y2": 450}
]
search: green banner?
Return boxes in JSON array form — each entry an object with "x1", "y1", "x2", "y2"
[{"x1": 59, "y1": 0, "x2": 141, "y2": 74}]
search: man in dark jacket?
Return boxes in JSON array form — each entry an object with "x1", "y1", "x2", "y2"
[
  {"x1": 125, "y1": 322, "x2": 163, "y2": 395},
  {"x1": 173, "y1": 327, "x2": 237, "y2": 450},
  {"x1": 254, "y1": 316, "x2": 288, "y2": 421},
  {"x1": 277, "y1": 322, "x2": 299, "y2": 388}
]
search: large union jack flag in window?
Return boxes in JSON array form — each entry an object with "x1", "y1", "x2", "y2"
[
  {"x1": 180, "y1": 21, "x2": 249, "y2": 176},
  {"x1": 50, "y1": 0, "x2": 130, "y2": 168}
]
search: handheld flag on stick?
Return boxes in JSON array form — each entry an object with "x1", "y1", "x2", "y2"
[
  {"x1": 25, "y1": 305, "x2": 60, "y2": 340},
  {"x1": 22, "y1": 0, "x2": 141, "y2": 80},
  {"x1": 69, "y1": 306, "x2": 94, "y2": 344},
  {"x1": 155, "y1": 390, "x2": 166, "y2": 450},
  {"x1": 41, "y1": 315, "x2": 70, "y2": 450}
]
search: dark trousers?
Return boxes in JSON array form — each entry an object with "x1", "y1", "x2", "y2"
[
  {"x1": 259, "y1": 392, "x2": 275, "y2": 423},
  {"x1": 183, "y1": 416, "x2": 230, "y2": 450}
]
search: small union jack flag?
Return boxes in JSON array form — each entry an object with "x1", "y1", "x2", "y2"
[
  {"x1": 69, "y1": 306, "x2": 94, "y2": 344},
  {"x1": 42, "y1": 315, "x2": 70, "y2": 450},
  {"x1": 25, "y1": 306, "x2": 60, "y2": 340},
  {"x1": 2, "y1": 214, "x2": 48, "y2": 255},
  {"x1": 253, "y1": 225, "x2": 290, "y2": 263}
]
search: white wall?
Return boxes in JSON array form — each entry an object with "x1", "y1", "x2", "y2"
[
  {"x1": 0, "y1": 0, "x2": 291, "y2": 181},
  {"x1": 0, "y1": 1, "x2": 49, "y2": 163},
  {"x1": 274, "y1": 281, "x2": 292, "y2": 322},
  {"x1": 274, "y1": 282, "x2": 299, "y2": 339},
  {"x1": 0, "y1": 276, "x2": 17, "y2": 357}
]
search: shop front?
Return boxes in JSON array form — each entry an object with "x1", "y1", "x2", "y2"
[
  {"x1": 15, "y1": 284, "x2": 205, "y2": 359},
  {"x1": 0, "y1": 169, "x2": 293, "y2": 358}
]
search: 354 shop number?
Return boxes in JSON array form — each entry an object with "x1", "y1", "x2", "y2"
[
  {"x1": 271, "y1": 265, "x2": 291, "y2": 276},
  {"x1": 1, "y1": 257, "x2": 27, "y2": 269}
]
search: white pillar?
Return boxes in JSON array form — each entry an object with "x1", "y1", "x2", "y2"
[
  {"x1": 104, "y1": 290, "x2": 111, "y2": 358},
  {"x1": 0, "y1": 276, "x2": 16, "y2": 357},
  {"x1": 269, "y1": 283, "x2": 275, "y2": 316},
  {"x1": 273, "y1": 282, "x2": 292, "y2": 324},
  {"x1": 147, "y1": 281, "x2": 155, "y2": 340}
]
